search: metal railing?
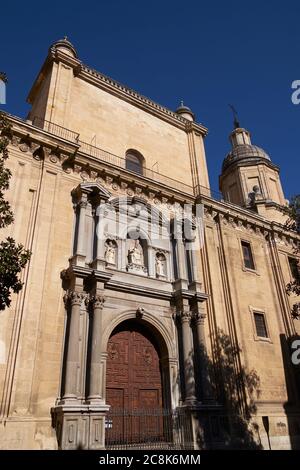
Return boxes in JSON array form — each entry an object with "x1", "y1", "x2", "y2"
[
  {"x1": 79, "y1": 140, "x2": 124, "y2": 167},
  {"x1": 79, "y1": 140, "x2": 193, "y2": 195},
  {"x1": 105, "y1": 408, "x2": 194, "y2": 450},
  {"x1": 28, "y1": 116, "x2": 225, "y2": 198},
  {"x1": 32, "y1": 116, "x2": 80, "y2": 143}
]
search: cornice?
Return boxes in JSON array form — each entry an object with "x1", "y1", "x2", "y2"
[
  {"x1": 26, "y1": 48, "x2": 208, "y2": 136},
  {"x1": 72, "y1": 151, "x2": 194, "y2": 203},
  {"x1": 5, "y1": 114, "x2": 298, "y2": 248},
  {"x1": 4, "y1": 116, "x2": 195, "y2": 207},
  {"x1": 106, "y1": 278, "x2": 173, "y2": 300},
  {"x1": 220, "y1": 157, "x2": 280, "y2": 180},
  {"x1": 77, "y1": 64, "x2": 208, "y2": 135},
  {"x1": 201, "y1": 195, "x2": 300, "y2": 245},
  {"x1": 5, "y1": 113, "x2": 78, "y2": 157}
]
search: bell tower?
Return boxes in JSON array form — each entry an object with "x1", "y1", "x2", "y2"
[{"x1": 219, "y1": 119, "x2": 287, "y2": 223}]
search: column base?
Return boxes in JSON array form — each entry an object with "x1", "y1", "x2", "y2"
[
  {"x1": 69, "y1": 254, "x2": 86, "y2": 267},
  {"x1": 51, "y1": 403, "x2": 110, "y2": 450},
  {"x1": 184, "y1": 397, "x2": 200, "y2": 408}
]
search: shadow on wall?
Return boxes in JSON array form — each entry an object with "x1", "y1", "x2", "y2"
[
  {"x1": 181, "y1": 328, "x2": 263, "y2": 449},
  {"x1": 281, "y1": 333, "x2": 300, "y2": 450}
]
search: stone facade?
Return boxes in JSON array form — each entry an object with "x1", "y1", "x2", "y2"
[{"x1": 0, "y1": 38, "x2": 299, "y2": 449}]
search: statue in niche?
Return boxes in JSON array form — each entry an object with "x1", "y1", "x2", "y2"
[
  {"x1": 248, "y1": 184, "x2": 263, "y2": 207},
  {"x1": 128, "y1": 239, "x2": 144, "y2": 266},
  {"x1": 155, "y1": 253, "x2": 166, "y2": 277},
  {"x1": 105, "y1": 239, "x2": 116, "y2": 264}
]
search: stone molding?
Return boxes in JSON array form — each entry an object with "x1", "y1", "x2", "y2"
[
  {"x1": 203, "y1": 201, "x2": 300, "y2": 247},
  {"x1": 6, "y1": 117, "x2": 299, "y2": 248}
]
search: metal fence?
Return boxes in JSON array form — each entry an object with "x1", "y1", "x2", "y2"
[
  {"x1": 32, "y1": 116, "x2": 80, "y2": 143},
  {"x1": 79, "y1": 140, "x2": 193, "y2": 195},
  {"x1": 105, "y1": 408, "x2": 194, "y2": 450}
]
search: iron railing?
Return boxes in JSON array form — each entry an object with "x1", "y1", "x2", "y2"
[
  {"x1": 32, "y1": 116, "x2": 80, "y2": 143},
  {"x1": 105, "y1": 408, "x2": 194, "y2": 450},
  {"x1": 29, "y1": 115, "x2": 193, "y2": 194},
  {"x1": 28, "y1": 116, "x2": 230, "y2": 198},
  {"x1": 79, "y1": 140, "x2": 193, "y2": 195}
]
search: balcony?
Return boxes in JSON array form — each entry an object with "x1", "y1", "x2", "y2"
[
  {"x1": 79, "y1": 140, "x2": 193, "y2": 195},
  {"x1": 32, "y1": 116, "x2": 80, "y2": 143},
  {"x1": 31, "y1": 116, "x2": 195, "y2": 195}
]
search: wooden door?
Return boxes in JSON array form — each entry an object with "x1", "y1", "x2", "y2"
[{"x1": 106, "y1": 322, "x2": 164, "y2": 444}]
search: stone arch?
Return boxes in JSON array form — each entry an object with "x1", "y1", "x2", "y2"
[
  {"x1": 102, "y1": 309, "x2": 176, "y2": 360},
  {"x1": 104, "y1": 311, "x2": 175, "y2": 412}
]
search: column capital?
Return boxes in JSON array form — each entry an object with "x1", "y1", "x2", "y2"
[
  {"x1": 192, "y1": 310, "x2": 206, "y2": 324},
  {"x1": 173, "y1": 309, "x2": 192, "y2": 323},
  {"x1": 63, "y1": 290, "x2": 87, "y2": 307},
  {"x1": 90, "y1": 294, "x2": 106, "y2": 310},
  {"x1": 78, "y1": 199, "x2": 88, "y2": 209}
]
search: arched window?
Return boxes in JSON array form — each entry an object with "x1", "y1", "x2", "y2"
[{"x1": 125, "y1": 149, "x2": 144, "y2": 175}]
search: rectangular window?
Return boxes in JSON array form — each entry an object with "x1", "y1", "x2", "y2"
[
  {"x1": 241, "y1": 241, "x2": 255, "y2": 270},
  {"x1": 288, "y1": 257, "x2": 299, "y2": 281},
  {"x1": 254, "y1": 312, "x2": 268, "y2": 338}
]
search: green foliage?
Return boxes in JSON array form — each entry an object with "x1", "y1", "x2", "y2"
[
  {"x1": 0, "y1": 72, "x2": 8, "y2": 84},
  {"x1": 285, "y1": 195, "x2": 300, "y2": 233},
  {"x1": 0, "y1": 110, "x2": 31, "y2": 310},
  {"x1": 0, "y1": 237, "x2": 31, "y2": 309},
  {"x1": 285, "y1": 195, "x2": 300, "y2": 319}
]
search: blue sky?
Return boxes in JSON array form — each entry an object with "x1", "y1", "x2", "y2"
[{"x1": 0, "y1": 0, "x2": 299, "y2": 198}]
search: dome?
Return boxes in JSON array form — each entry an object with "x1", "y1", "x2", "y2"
[
  {"x1": 175, "y1": 101, "x2": 195, "y2": 121},
  {"x1": 222, "y1": 144, "x2": 271, "y2": 172},
  {"x1": 50, "y1": 37, "x2": 77, "y2": 58}
]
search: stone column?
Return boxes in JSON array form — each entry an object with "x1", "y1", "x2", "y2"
[
  {"x1": 179, "y1": 308, "x2": 197, "y2": 405},
  {"x1": 193, "y1": 306, "x2": 214, "y2": 403},
  {"x1": 121, "y1": 237, "x2": 129, "y2": 270},
  {"x1": 176, "y1": 235, "x2": 187, "y2": 281},
  {"x1": 88, "y1": 294, "x2": 105, "y2": 402},
  {"x1": 76, "y1": 194, "x2": 88, "y2": 257},
  {"x1": 95, "y1": 201, "x2": 107, "y2": 266},
  {"x1": 63, "y1": 291, "x2": 86, "y2": 401},
  {"x1": 148, "y1": 245, "x2": 155, "y2": 277},
  {"x1": 189, "y1": 243, "x2": 198, "y2": 282}
]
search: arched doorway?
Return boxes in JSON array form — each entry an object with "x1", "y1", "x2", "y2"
[{"x1": 105, "y1": 319, "x2": 168, "y2": 446}]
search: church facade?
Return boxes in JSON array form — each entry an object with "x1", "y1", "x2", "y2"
[{"x1": 0, "y1": 38, "x2": 299, "y2": 450}]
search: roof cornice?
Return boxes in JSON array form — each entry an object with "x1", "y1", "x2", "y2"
[
  {"x1": 200, "y1": 194, "x2": 300, "y2": 243},
  {"x1": 27, "y1": 48, "x2": 208, "y2": 136},
  {"x1": 77, "y1": 64, "x2": 208, "y2": 135}
]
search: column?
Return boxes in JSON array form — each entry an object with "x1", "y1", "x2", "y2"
[
  {"x1": 63, "y1": 291, "x2": 86, "y2": 401},
  {"x1": 76, "y1": 193, "x2": 88, "y2": 257},
  {"x1": 96, "y1": 201, "x2": 107, "y2": 260},
  {"x1": 120, "y1": 238, "x2": 127, "y2": 270},
  {"x1": 88, "y1": 294, "x2": 105, "y2": 401},
  {"x1": 176, "y1": 235, "x2": 188, "y2": 282},
  {"x1": 193, "y1": 306, "x2": 214, "y2": 403},
  {"x1": 179, "y1": 308, "x2": 197, "y2": 404},
  {"x1": 189, "y1": 244, "x2": 198, "y2": 282},
  {"x1": 148, "y1": 245, "x2": 155, "y2": 277}
]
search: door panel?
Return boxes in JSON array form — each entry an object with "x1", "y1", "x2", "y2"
[
  {"x1": 106, "y1": 322, "x2": 164, "y2": 444},
  {"x1": 106, "y1": 325, "x2": 162, "y2": 410}
]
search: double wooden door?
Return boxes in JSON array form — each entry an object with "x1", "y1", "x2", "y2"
[{"x1": 106, "y1": 322, "x2": 164, "y2": 444}]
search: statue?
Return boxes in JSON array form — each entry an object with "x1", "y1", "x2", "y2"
[
  {"x1": 128, "y1": 239, "x2": 144, "y2": 266},
  {"x1": 155, "y1": 253, "x2": 166, "y2": 277},
  {"x1": 248, "y1": 185, "x2": 263, "y2": 207},
  {"x1": 105, "y1": 240, "x2": 116, "y2": 264}
]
